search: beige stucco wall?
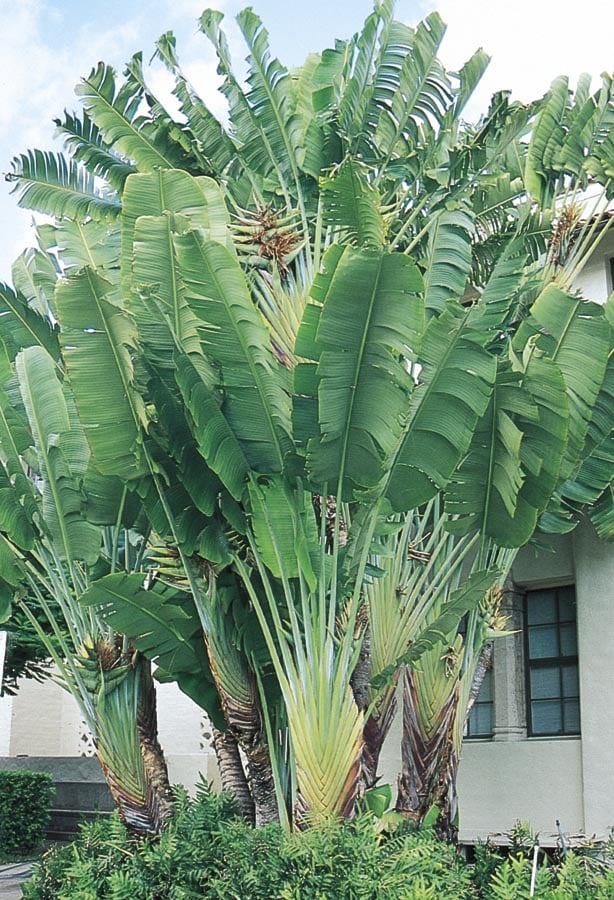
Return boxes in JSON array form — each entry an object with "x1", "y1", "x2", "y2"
[
  {"x1": 574, "y1": 229, "x2": 614, "y2": 303},
  {"x1": 454, "y1": 525, "x2": 614, "y2": 843},
  {"x1": 457, "y1": 738, "x2": 584, "y2": 843},
  {"x1": 572, "y1": 520, "x2": 614, "y2": 839}
]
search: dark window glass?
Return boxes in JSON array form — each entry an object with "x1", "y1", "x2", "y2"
[
  {"x1": 466, "y1": 667, "x2": 494, "y2": 738},
  {"x1": 525, "y1": 586, "x2": 580, "y2": 737}
]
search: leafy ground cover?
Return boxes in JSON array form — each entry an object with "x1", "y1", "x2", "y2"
[{"x1": 22, "y1": 784, "x2": 614, "y2": 899}]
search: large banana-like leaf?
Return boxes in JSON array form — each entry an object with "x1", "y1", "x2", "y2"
[
  {"x1": 174, "y1": 352, "x2": 249, "y2": 501},
  {"x1": 153, "y1": 32, "x2": 237, "y2": 177},
  {"x1": 385, "y1": 301, "x2": 496, "y2": 511},
  {"x1": 422, "y1": 207, "x2": 475, "y2": 313},
  {"x1": 247, "y1": 475, "x2": 319, "y2": 591},
  {"x1": 54, "y1": 109, "x2": 136, "y2": 192},
  {"x1": 131, "y1": 213, "x2": 200, "y2": 371},
  {"x1": 297, "y1": 244, "x2": 423, "y2": 499},
  {"x1": 55, "y1": 268, "x2": 147, "y2": 480},
  {"x1": 588, "y1": 484, "x2": 614, "y2": 539},
  {"x1": 38, "y1": 218, "x2": 121, "y2": 289},
  {"x1": 15, "y1": 346, "x2": 100, "y2": 563},
  {"x1": 79, "y1": 572, "x2": 222, "y2": 722},
  {"x1": 445, "y1": 353, "x2": 568, "y2": 546},
  {"x1": 528, "y1": 284, "x2": 611, "y2": 479},
  {"x1": 0, "y1": 381, "x2": 38, "y2": 550},
  {"x1": 338, "y1": 2, "x2": 393, "y2": 150},
  {"x1": 556, "y1": 349, "x2": 614, "y2": 507},
  {"x1": 122, "y1": 168, "x2": 232, "y2": 302},
  {"x1": 468, "y1": 239, "x2": 529, "y2": 334},
  {"x1": 173, "y1": 229, "x2": 293, "y2": 474},
  {"x1": 200, "y1": 10, "x2": 295, "y2": 208},
  {"x1": 320, "y1": 159, "x2": 385, "y2": 247},
  {"x1": 11, "y1": 248, "x2": 59, "y2": 319},
  {"x1": 525, "y1": 74, "x2": 614, "y2": 203},
  {"x1": 236, "y1": 8, "x2": 309, "y2": 209},
  {"x1": 366, "y1": 13, "x2": 451, "y2": 161},
  {"x1": 76, "y1": 63, "x2": 188, "y2": 173},
  {"x1": 0, "y1": 282, "x2": 58, "y2": 360},
  {"x1": 147, "y1": 371, "x2": 225, "y2": 518},
  {"x1": 8, "y1": 150, "x2": 121, "y2": 221}
]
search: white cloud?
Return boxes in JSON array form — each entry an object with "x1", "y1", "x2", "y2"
[{"x1": 421, "y1": 0, "x2": 614, "y2": 117}]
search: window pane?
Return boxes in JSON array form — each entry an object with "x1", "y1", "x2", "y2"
[
  {"x1": 531, "y1": 700, "x2": 562, "y2": 734},
  {"x1": 560, "y1": 624, "x2": 577, "y2": 656},
  {"x1": 558, "y1": 587, "x2": 576, "y2": 622},
  {"x1": 563, "y1": 699, "x2": 580, "y2": 734},
  {"x1": 531, "y1": 666, "x2": 561, "y2": 699},
  {"x1": 562, "y1": 665, "x2": 579, "y2": 698},
  {"x1": 469, "y1": 704, "x2": 493, "y2": 736},
  {"x1": 529, "y1": 625, "x2": 558, "y2": 659},
  {"x1": 527, "y1": 592, "x2": 556, "y2": 625},
  {"x1": 525, "y1": 585, "x2": 579, "y2": 737}
]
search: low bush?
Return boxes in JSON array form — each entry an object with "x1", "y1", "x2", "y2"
[
  {"x1": 22, "y1": 786, "x2": 614, "y2": 899},
  {"x1": 0, "y1": 770, "x2": 54, "y2": 857}
]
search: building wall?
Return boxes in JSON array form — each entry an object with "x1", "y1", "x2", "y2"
[{"x1": 455, "y1": 524, "x2": 614, "y2": 844}]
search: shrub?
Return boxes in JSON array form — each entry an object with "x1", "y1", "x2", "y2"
[
  {"x1": 24, "y1": 782, "x2": 476, "y2": 899},
  {"x1": 22, "y1": 789, "x2": 614, "y2": 899},
  {"x1": 0, "y1": 770, "x2": 54, "y2": 857}
]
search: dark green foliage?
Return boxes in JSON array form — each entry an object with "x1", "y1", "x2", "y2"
[
  {"x1": 24, "y1": 782, "x2": 475, "y2": 899},
  {"x1": 0, "y1": 771, "x2": 54, "y2": 856},
  {"x1": 23, "y1": 786, "x2": 614, "y2": 899}
]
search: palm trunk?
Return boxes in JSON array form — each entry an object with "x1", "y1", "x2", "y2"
[
  {"x1": 98, "y1": 659, "x2": 174, "y2": 837},
  {"x1": 361, "y1": 684, "x2": 398, "y2": 789},
  {"x1": 352, "y1": 624, "x2": 399, "y2": 795},
  {"x1": 136, "y1": 660, "x2": 175, "y2": 828},
  {"x1": 396, "y1": 666, "x2": 460, "y2": 842},
  {"x1": 212, "y1": 726, "x2": 255, "y2": 823},
  {"x1": 246, "y1": 739, "x2": 279, "y2": 827},
  {"x1": 207, "y1": 642, "x2": 279, "y2": 826}
]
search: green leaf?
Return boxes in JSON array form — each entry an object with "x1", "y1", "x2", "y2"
[
  {"x1": 76, "y1": 62, "x2": 188, "y2": 173},
  {"x1": 0, "y1": 282, "x2": 58, "y2": 361},
  {"x1": 298, "y1": 244, "x2": 424, "y2": 499},
  {"x1": 8, "y1": 150, "x2": 121, "y2": 221},
  {"x1": 386, "y1": 302, "x2": 496, "y2": 511},
  {"x1": 122, "y1": 168, "x2": 232, "y2": 304},
  {"x1": 0, "y1": 387, "x2": 38, "y2": 550},
  {"x1": 366, "y1": 13, "x2": 450, "y2": 160},
  {"x1": 364, "y1": 783, "x2": 392, "y2": 817},
  {"x1": 445, "y1": 354, "x2": 568, "y2": 547},
  {"x1": 54, "y1": 109, "x2": 136, "y2": 192},
  {"x1": 525, "y1": 77, "x2": 569, "y2": 202},
  {"x1": 529, "y1": 285, "x2": 610, "y2": 480},
  {"x1": 422, "y1": 208, "x2": 474, "y2": 313},
  {"x1": 247, "y1": 476, "x2": 319, "y2": 590},
  {"x1": 173, "y1": 229, "x2": 293, "y2": 474},
  {"x1": 55, "y1": 268, "x2": 147, "y2": 480},
  {"x1": 174, "y1": 352, "x2": 249, "y2": 501},
  {"x1": 16, "y1": 346, "x2": 101, "y2": 563},
  {"x1": 338, "y1": 2, "x2": 394, "y2": 150},
  {"x1": 80, "y1": 572, "x2": 224, "y2": 724},
  {"x1": 320, "y1": 159, "x2": 385, "y2": 247}
]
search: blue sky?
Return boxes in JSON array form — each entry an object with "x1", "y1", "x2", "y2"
[{"x1": 1, "y1": 0, "x2": 613, "y2": 281}]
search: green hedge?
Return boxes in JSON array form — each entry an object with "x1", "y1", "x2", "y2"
[{"x1": 0, "y1": 770, "x2": 54, "y2": 856}]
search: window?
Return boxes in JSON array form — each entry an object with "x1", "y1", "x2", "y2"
[
  {"x1": 524, "y1": 585, "x2": 580, "y2": 737},
  {"x1": 466, "y1": 666, "x2": 494, "y2": 738}
]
